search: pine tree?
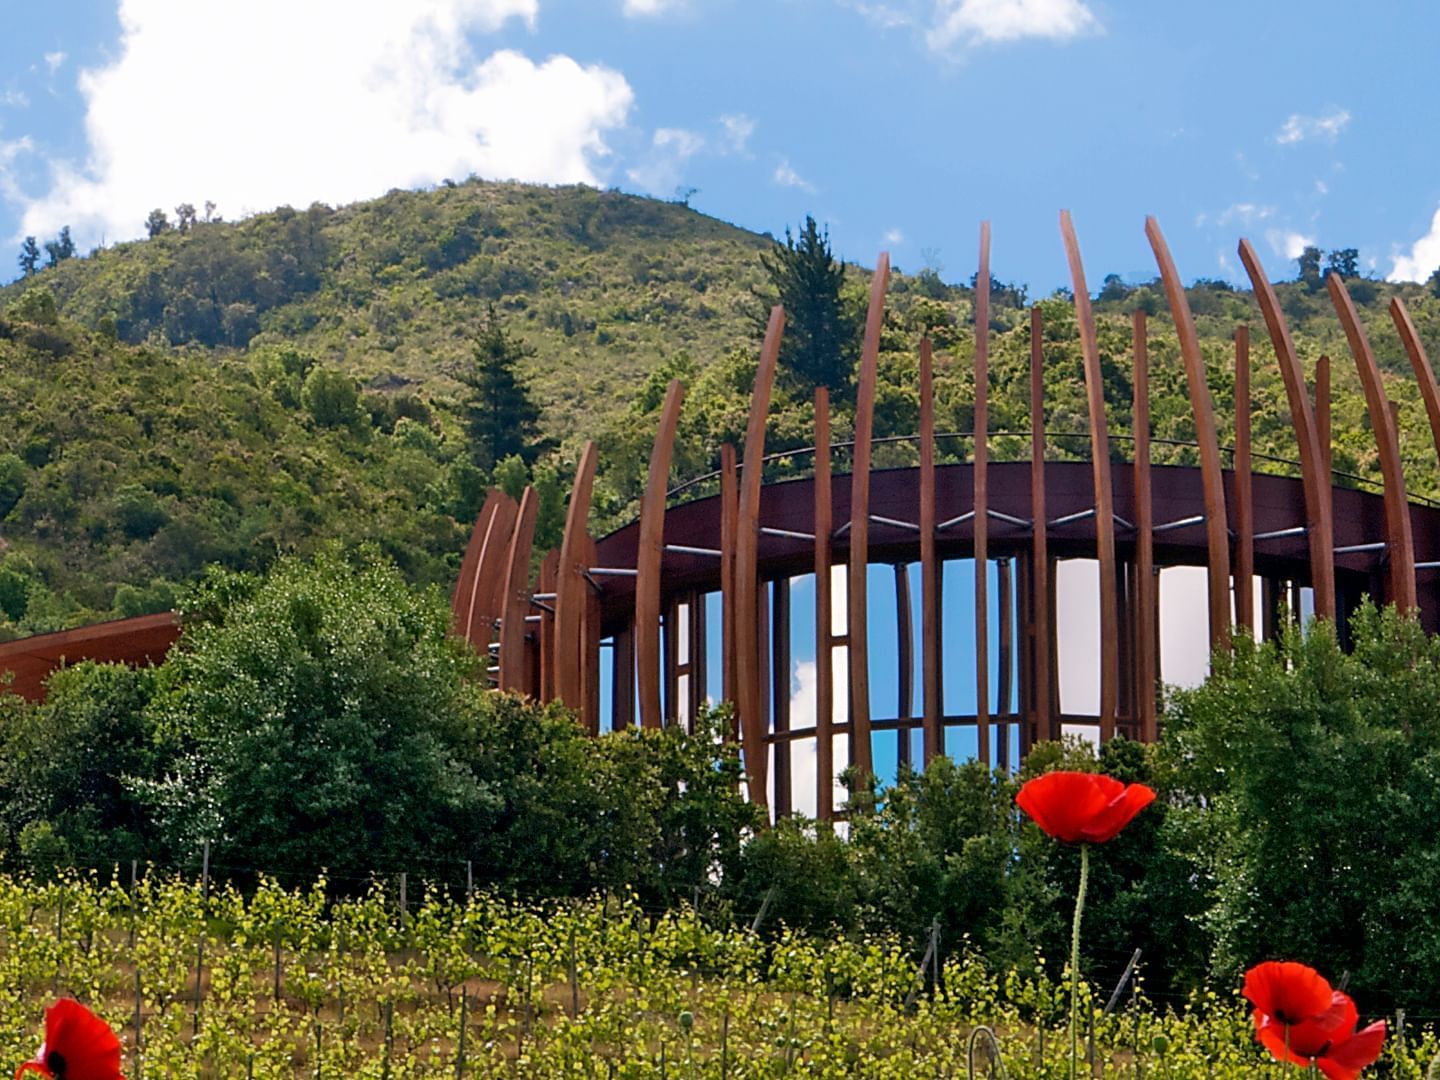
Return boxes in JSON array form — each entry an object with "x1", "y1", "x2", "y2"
[
  {"x1": 16, "y1": 237, "x2": 40, "y2": 277},
  {"x1": 43, "y1": 226, "x2": 75, "y2": 268},
  {"x1": 755, "y1": 216, "x2": 860, "y2": 396},
  {"x1": 457, "y1": 307, "x2": 542, "y2": 473}
]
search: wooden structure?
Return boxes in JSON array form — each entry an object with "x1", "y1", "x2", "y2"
[{"x1": 7, "y1": 219, "x2": 1440, "y2": 824}]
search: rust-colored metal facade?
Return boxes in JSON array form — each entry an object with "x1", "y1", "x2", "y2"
[{"x1": 8, "y1": 219, "x2": 1440, "y2": 824}]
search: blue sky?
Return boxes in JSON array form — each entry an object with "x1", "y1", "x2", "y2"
[{"x1": 3, "y1": 0, "x2": 1440, "y2": 290}]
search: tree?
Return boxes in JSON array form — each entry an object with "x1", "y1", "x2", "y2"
[
  {"x1": 756, "y1": 216, "x2": 860, "y2": 396},
  {"x1": 1325, "y1": 248, "x2": 1360, "y2": 279},
  {"x1": 16, "y1": 236, "x2": 39, "y2": 277},
  {"x1": 174, "y1": 203, "x2": 197, "y2": 233},
  {"x1": 42, "y1": 227, "x2": 74, "y2": 268},
  {"x1": 457, "y1": 306, "x2": 542, "y2": 472},
  {"x1": 300, "y1": 366, "x2": 361, "y2": 428},
  {"x1": 145, "y1": 209, "x2": 171, "y2": 238},
  {"x1": 1297, "y1": 245, "x2": 1323, "y2": 290}
]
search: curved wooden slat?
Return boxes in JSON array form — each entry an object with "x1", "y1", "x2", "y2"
[
  {"x1": 1029, "y1": 306, "x2": 1053, "y2": 744},
  {"x1": 1146, "y1": 217, "x2": 1232, "y2": 649},
  {"x1": 1327, "y1": 274, "x2": 1417, "y2": 611},
  {"x1": 1133, "y1": 311, "x2": 1156, "y2": 742},
  {"x1": 847, "y1": 253, "x2": 891, "y2": 782},
  {"x1": 736, "y1": 306, "x2": 786, "y2": 811},
  {"x1": 1316, "y1": 354, "x2": 1333, "y2": 479},
  {"x1": 814, "y1": 389, "x2": 835, "y2": 819},
  {"x1": 636, "y1": 380, "x2": 685, "y2": 730},
  {"x1": 918, "y1": 340, "x2": 941, "y2": 766},
  {"x1": 1059, "y1": 211, "x2": 1118, "y2": 740},
  {"x1": 1237, "y1": 240, "x2": 1336, "y2": 621},
  {"x1": 719, "y1": 443, "x2": 738, "y2": 732},
  {"x1": 1391, "y1": 298, "x2": 1440, "y2": 464},
  {"x1": 498, "y1": 486, "x2": 538, "y2": 692},
  {"x1": 463, "y1": 493, "x2": 519, "y2": 651},
  {"x1": 1234, "y1": 326, "x2": 1255, "y2": 634},
  {"x1": 974, "y1": 223, "x2": 992, "y2": 766},
  {"x1": 452, "y1": 489, "x2": 503, "y2": 634},
  {"x1": 555, "y1": 442, "x2": 599, "y2": 713}
]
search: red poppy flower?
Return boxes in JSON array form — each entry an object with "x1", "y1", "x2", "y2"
[
  {"x1": 1015, "y1": 770, "x2": 1156, "y2": 844},
  {"x1": 1244, "y1": 962, "x2": 1386, "y2": 1080},
  {"x1": 14, "y1": 999, "x2": 123, "y2": 1080}
]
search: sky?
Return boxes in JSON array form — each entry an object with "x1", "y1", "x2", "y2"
[{"x1": 3, "y1": 0, "x2": 1440, "y2": 290}]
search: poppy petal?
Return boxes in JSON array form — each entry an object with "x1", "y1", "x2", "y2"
[
  {"x1": 1017, "y1": 772, "x2": 1128, "y2": 844},
  {"x1": 1243, "y1": 962, "x2": 1334, "y2": 1027},
  {"x1": 1079, "y1": 783, "x2": 1157, "y2": 843},
  {"x1": 41, "y1": 1000, "x2": 121, "y2": 1080},
  {"x1": 1318, "y1": 1020, "x2": 1386, "y2": 1080},
  {"x1": 1255, "y1": 1011, "x2": 1316, "y2": 1066}
]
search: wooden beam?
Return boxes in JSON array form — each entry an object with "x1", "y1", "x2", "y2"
[
  {"x1": 771, "y1": 579, "x2": 792, "y2": 817},
  {"x1": 464, "y1": 493, "x2": 519, "y2": 653},
  {"x1": 1328, "y1": 274, "x2": 1417, "y2": 612},
  {"x1": 1147, "y1": 217, "x2": 1232, "y2": 651},
  {"x1": 720, "y1": 442, "x2": 738, "y2": 722},
  {"x1": 895, "y1": 563, "x2": 913, "y2": 769},
  {"x1": 736, "y1": 306, "x2": 786, "y2": 810},
  {"x1": 1029, "y1": 305, "x2": 1054, "y2": 744},
  {"x1": 847, "y1": 254, "x2": 891, "y2": 782},
  {"x1": 636, "y1": 380, "x2": 685, "y2": 730},
  {"x1": 611, "y1": 623, "x2": 635, "y2": 730},
  {"x1": 581, "y1": 535, "x2": 602, "y2": 734},
  {"x1": 537, "y1": 550, "x2": 558, "y2": 702},
  {"x1": 814, "y1": 389, "x2": 835, "y2": 820},
  {"x1": 1237, "y1": 240, "x2": 1336, "y2": 621},
  {"x1": 1391, "y1": 298, "x2": 1440, "y2": 464},
  {"x1": 1059, "y1": 211, "x2": 1118, "y2": 741},
  {"x1": 555, "y1": 442, "x2": 598, "y2": 713},
  {"x1": 497, "y1": 486, "x2": 539, "y2": 692},
  {"x1": 918, "y1": 340, "x2": 942, "y2": 766},
  {"x1": 997, "y1": 557, "x2": 1013, "y2": 771},
  {"x1": 974, "y1": 222, "x2": 992, "y2": 766},
  {"x1": 1133, "y1": 311, "x2": 1157, "y2": 742},
  {"x1": 452, "y1": 489, "x2": 502, "y2": 634},
  {"x1": 1316, "y1": 355, "x2": 1333, "y2": 480},
  {"x1": 1234, "y1": 326, "x2": 1255, "y2": 634}
]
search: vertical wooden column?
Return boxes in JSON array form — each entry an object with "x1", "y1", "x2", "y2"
[
  {"x1": 814, "y1": 390, "x2": 835, "y2": 820},
  {"x1": 1147, "y1": 217, "x2": 1232, "y2": 651},
  {"x1": 973, "y1": 223, "x2": 992, "y2": 766},
  {"x1": 1315, "y1": 355, "x2": 1332, "y2": 479},
  {"x1": 847, "y1": 255, "x2": 891, "y2": 782},
  {"x1": 688, "y1": 593, "x2": 706, "y2": 727},
  {"x1": 1328, "y1": 274, "x2": 1417, "y2": 612},
  {"x1": 918, "y1": 341, "x2": 942, "y2": 766},
  {"x1": 611, "y1": 623, "x2": 635, "y2": 730},
  {"x1": 771, "y1": 579, "x2": 791, "y2": 817},
  {"x1": 736, "y1": 307, "x2": 785, "y2": 810},
  {"x1": 997, "y1": 558, "x2": 1013, "y2": 770},
  {"x1": 636, "y1": 381, "x2": 685, "y2": 729},
  {"x1": 1133, "y1": 312, "x2": 1157, "y2": 743},
  {"x1": 497, "y1": 486, "x2": 539, "y2": 692},
  {"x1": 555, "y1": 442, "x2": 598, "y2": 714},
  {"x1": 720, "y1": 443, "x2": 738, "y2": 724},
  {"x1": 1059, "y1": 211, "x2": 1118, "y2": 741},
  {"x1": 581, "y1": 535, "x2": 602, "y2": 735},
  {"x1": 1029, "y1": 306, "x2": 1054, "y2": 744},
  {"x1": 895, "y1": 564, "x2": 914, "y2": 768},
  {"x1": 537, "y1": 550, "x2": 559, "y2": 702},
  {"x1": 1234, "y1": 327, "x2": 1255, "y2": 634},
  {"x1": 1237, "y1": 240, "x2": 1335, "y2": 621}
]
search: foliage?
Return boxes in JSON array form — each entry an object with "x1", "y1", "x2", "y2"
[{"x1": 456, "y1": 305, "x2": 543, "y2": 471}]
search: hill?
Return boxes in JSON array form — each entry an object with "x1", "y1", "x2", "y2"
[{"x1": 3, "y1": 178, "x2": 1440, "y2": 633}]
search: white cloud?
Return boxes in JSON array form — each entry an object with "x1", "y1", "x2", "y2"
[
  {"x1": 1275, "y1": 108, "x2": 1351, "y2": 146},
  {"x1": 719, "y1": 113, "x2": 755, "y2": 155},
  {"x1": 1265, "y1": 229, "x2": 1315, "y2": 261},
  {"x1": 2, "y1": 0, "x2": 635, "y2": 246},
  {"x1": 43, "y1": 52, "x2": 67, "y2": 74},
  {"x1": 884, "y1": 227, "x2": 904, "y2": 245},
  {"x1": 928, "y1": 0, "x2": 1099, "y2": 51},
  {"x1": 1214, "y1": 202, "x2": 1273, "y2": 228},
  {"x1": 622, "y1": 0, "x2": 682, "y2": 13},
  {"x1": 0, "y1": 90, "x2": 28, "y2": 109},
  {"x1": 1315, "y1": 179, "x2": 1329, "y2": 195},
  {"x1": 1390, "y1": 206, "x2": 1440, "y2": 282},
  {"x1": 773, "y1": 158, "x2": 815, "y2": 193}
]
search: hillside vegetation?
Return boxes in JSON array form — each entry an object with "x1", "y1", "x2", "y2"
[{"x1": 3, "y1": 179, "x2": 1440, "y2": 632}]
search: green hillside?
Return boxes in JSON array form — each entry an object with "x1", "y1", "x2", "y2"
[{"x1": 2, "y1": 178, "x2": 1440, "y2": 635}]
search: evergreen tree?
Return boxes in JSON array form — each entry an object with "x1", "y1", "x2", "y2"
[
  {"x1": 457, "y1": 306, "x2": 542, "y2": 472},
  {"x1": 42, "y1": 227, "x2": 75, "y2": 268},
  {"x1": 16, "y1": 237, "x2": 39, "y2": 277},
  {"x1": 756, "y1": 216, "x2": 860, "y2": 396}
]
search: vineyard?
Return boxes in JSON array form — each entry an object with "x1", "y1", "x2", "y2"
[{"x1": 0, "y1": 871, "x2": 1421, "y2": 1078}]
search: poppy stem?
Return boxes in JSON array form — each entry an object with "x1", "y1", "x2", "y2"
[{"x1": 1069, "y1": 842, "x2": 1089, "y2": 1080}]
